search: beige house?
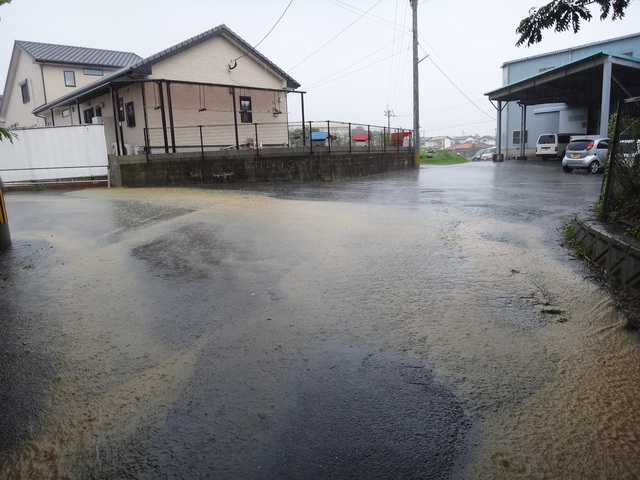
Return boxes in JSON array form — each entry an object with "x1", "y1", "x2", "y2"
[
  {"x1": 3, "y1": 25, "x2": 301, "y2": 154},
  {"x1": 0, "y1": 41, "x2": 141, "y2": 129}
]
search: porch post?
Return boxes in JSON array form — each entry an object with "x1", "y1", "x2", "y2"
[
  {"x1": 157, "y1": 81, "x2": 169, "y2": 153},
  {"x1": 110, "y1": 85, "x2": 121, "y2": 155},
  {"x1": 141, "y1": 82, "x2": 150, "y2": 158},
  {"x1": 165, "y1": 81, "x2": 177, "y2": 153},
  {"x1": 231, "y1": 87, "x2": 240, "y2": 150},
  {"x1": 300, "y1": 92, "x2": 306, "y2": 147},
  {"x1": 600, "y1": 60, "x2": 612, "y2": 138}
]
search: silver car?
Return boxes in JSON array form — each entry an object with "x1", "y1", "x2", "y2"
[
  {"x1": 479, "y1": 146, "x2": 496, "y2": 161},
  {"x1": 562, "y1": 137, "x2": 610, "y2": 174}
]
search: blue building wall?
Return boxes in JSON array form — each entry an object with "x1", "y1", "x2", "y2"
[{"x1": 500, "y1": 33, "x2": 640, "y2": 158}]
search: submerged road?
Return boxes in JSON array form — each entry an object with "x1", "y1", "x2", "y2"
[{"x1": 1, "y1": 159, "x2": 640, "y2": 479}]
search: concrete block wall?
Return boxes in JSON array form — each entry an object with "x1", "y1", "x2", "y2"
[
  {"x1": 571, "y1": 213, "x2": 640, "y2": 304},
  {"x1": 109, "y1": 149, "x2": 412, "y2": 187}
]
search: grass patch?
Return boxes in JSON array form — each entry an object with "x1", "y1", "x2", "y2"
[{"x1": 420, "y1": 151, "x2": 469, "y2": 165}]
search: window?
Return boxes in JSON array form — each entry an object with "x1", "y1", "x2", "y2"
[
  {"x1": 83, "y1": 68, "x2": 103, "y2": 76},
  {"x1": 83, "y1": 107, "x2": 94, "y2": 124},
  {"x1": 20, "y1": 80, "x2": 30, "y2": 103},
  {"x1": 239, "y1": 96, "x2": 252, "y2": 123},
  {"x1": 125, "y1": 102, "x2": 135, "y2": 128},
  {"x1": 95, "y1": 106, "x2": 102, "y2": 118},
  {"x1": 64, "y1": 71, "x2": 76, "y2": 87},
  {"x1": 513, "y1": 130, "x2": 528, "y2": 145},
  {"x1": 61, "y1": 108, "x2": 70, "y2": 118}
]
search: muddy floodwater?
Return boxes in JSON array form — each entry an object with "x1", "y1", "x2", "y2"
[{"x1": 1, "y1": 160, "x2": 639, "y2": 479}]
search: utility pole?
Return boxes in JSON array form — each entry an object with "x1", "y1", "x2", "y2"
[
  {"x1": 410, "y1": 0, "x2": 420, "y2": 167},
  {"x1": 384, "y1": 107, "x2": 395, "y2": 132}
]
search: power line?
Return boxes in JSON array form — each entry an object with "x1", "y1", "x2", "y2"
[
  {"x1": 326, "y1": 0, "x2": 406, "y2": 30},
  {"x1": 418, "y1": 36, "x2": 495, "y2": 119},
  {"x1": 304, "y1": 34, "x2": 410, "y2": 89},
  {"x1": 424, "y1": 53, "x2": 495, "y2": 121},
  {"x1": 288, "y1": 0, "x2": 383, "y2": 71},
  {"x1": 305, "y1": 49, "x2": 407, "y2": 91},
  {"x1": 388, "y1": 0, "x2": 411, "y2": 109},
  {"x1": 233, "y1": 0, "x2": 294, "y2": 62}
]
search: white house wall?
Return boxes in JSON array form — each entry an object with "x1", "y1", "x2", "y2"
[
  {"x1": 41, "y1": 64, "x2": 120, "y2": 104},
  {"x1": 142, "y1": 83, "x2": 289, "y2": 149},
  {"x1": 2, "y1": 49, "x2": 46, "y2": 128},
  {"x1": 149, "y1": 36, "x2": 286, "y2": 89}
]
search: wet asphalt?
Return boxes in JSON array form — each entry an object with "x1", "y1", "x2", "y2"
[{"x1": 0, "y1": 158, "x2": 604, "y2": 479}]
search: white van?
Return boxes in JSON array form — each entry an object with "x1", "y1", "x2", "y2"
[{"x1": 535, "y1": 133, "x2": 581, "y2": 160}]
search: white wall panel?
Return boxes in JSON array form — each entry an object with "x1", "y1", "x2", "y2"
[{"x1": 0, "y1": 124, "x2": 108, "y2": 183}]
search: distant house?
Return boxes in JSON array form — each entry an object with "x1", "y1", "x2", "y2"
[
  {"x1": 2, "y1": 25, "x2": 301, "y2": 154},
  {"x1": 452, "y1": 135, "x2": 475, "y2": 145},
  {"x1": 0, "y1": 41, "x2": 141, "y2": 129},
  {"x1": 478, "y1": 135, "x2": 495, "y2": 146},
  {"x1": 447, "y1": 141, "x2": 490, "y2": 158},
  {"x1": 422, "y1": 136, "x2": 452, "y2": 151}
]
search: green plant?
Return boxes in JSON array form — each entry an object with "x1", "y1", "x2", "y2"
[
  {"x1": 625, "y1": 224, "x2": 640, "y2": 239},
  {"x1": 420, "y1": 151, "x2": 468, "y2": 165},
  {"x1": 563, "y1": 223, "x2": 577, "y2": 243}
]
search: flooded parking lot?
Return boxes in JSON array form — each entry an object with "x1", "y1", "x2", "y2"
[{"x1": 1, "y1": 159, "x2": 639, "y2": 479}]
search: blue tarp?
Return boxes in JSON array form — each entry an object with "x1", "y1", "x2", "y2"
[{"x1": 311, "y1": 132, "x2": 330, "y2": 141}]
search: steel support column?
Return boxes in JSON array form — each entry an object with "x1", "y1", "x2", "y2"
[{"x1": 600, "y1": 60, "x2": 613, "y2": 138}]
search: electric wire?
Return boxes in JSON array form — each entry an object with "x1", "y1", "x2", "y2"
[
  {"x1": 304, "y1": 33, "x2": 410, "y2": 90},
  {"x1": 386, "y1": 0, "x2": 401, "y2": 109},
  {"x1": 422, "y1": 49, "x2": 495, "y2": 121},
  {"x1": 288, "y1": 0, "x2": 383, "y2": 71},
  {"x1": 233, "y1": 0, "x2": 294, "y2": 62},
  {"x1": 326, "y1": 0, "x2": 402, "y2": 30},
  {"x1": 306, "y1": 47, "x2": 409, "y2": 90},
  {"x1": 389, "y1": 1, "x2": 410, "y2": 109},
  {"x1": 419, "y1": 36, "x2": 496, "y2": 119}
]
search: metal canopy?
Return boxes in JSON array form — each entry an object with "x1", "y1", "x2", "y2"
[{"x1": 486, "y1": 52, "x2": 640, "y2": 107}]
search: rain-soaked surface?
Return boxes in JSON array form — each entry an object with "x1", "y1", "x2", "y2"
[{"x1": 1, "y1": 159, "x2": 639, "y2": 479}]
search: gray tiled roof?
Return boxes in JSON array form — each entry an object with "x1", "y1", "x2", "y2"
[
  {"x1": 15, "y1": 41, "x2": 142, "y2": 68},
  {"x1": 33, "y1": 25, "x2": 300, "y2": 114}
]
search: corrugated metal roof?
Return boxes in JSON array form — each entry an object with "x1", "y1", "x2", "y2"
[{"x1": 15, "y1": 40, "x2": 142, "y2": 68}]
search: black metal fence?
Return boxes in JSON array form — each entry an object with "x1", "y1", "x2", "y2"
[
  {"x1": 144, "y1": 120, "x2": 411, "y2": 155},
  {"x1": 601, "y1": 97, "x2": 640, "y2": 228}
]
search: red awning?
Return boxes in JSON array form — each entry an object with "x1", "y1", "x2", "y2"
[{"x1": 353, "y1": 134, "x2": 369, "y2": 141}]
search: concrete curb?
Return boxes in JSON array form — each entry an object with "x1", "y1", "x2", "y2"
[{"x1": 571, "y1": 212, "x2": 640, "y2": 315}]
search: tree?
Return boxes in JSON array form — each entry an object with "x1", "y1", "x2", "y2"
[
  {"x1": 516, "y1": 0, "x2": 632, "y2": 47},
  {"x1": 0, "y1": 1, "x2": 13, "y2": 140}
]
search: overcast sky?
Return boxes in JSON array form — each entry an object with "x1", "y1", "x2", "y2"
[{"x1": 1, "y1": 0, "x2": 639, "y2": 137}]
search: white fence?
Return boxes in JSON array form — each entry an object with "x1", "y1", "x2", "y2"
[{"x1": 0, "y1": 124, "x2": 109, "y2": 185}]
